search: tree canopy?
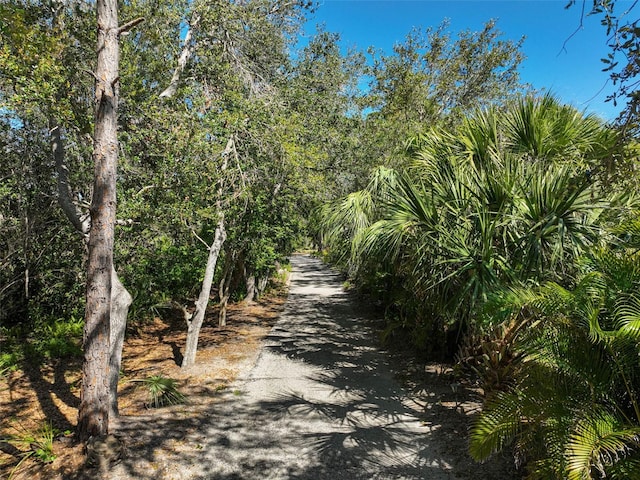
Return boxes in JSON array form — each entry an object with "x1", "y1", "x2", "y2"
[{"x1": 2, "y1": 1, "x2": 640, "y2": 476}]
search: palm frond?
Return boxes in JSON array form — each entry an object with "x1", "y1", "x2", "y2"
[
  {"x1": 566, "y1": 412, "x2": 640, "y2": 480},
  {"x1": 470, "y1": 390, "x2": 523, "y2": 461},
  {"x1": 614, "y1": 294, "x2": 640, "y2": 340}
]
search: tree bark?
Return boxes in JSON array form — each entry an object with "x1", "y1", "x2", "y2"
[
  {"x1": 257, "y1": 275, "x2": 269, "y2": 296},
  {"x1": 159, "y1": 12, "x2": 200, "y2": 99},
  {"x1": 53, "y1": 124, "x2": 132, "y2": 423},
  {"x1": 217, "y1": 248, "x2": 235, "y2": 328},
  {"x1": 243, "y1": 264, "x2": 256, "y2": 303},
  {"x1": 181, "y1": 137, "x2": 234, "y2": 367},
  {"x1": 77, "y1": 0, "x2": 120, "y2": 440},
  {"x1": 52, "y1": 126, "x2": 91, "y2": 235},
  {"x1": 109, "y1": 267, "x2": 132, "y2": 418},
  {"x1": 181, "y1": 217, "x2": 226, "y2": 368}
]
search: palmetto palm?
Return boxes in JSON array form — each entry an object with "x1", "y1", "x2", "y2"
[
  {"x1": 320, "y1": 95, "x2": 617, "y2": 349},
  {"x1": 470, "y1": 248, "x2": 640, "y2": 479}
]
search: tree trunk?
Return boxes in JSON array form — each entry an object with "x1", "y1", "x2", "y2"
[
  {"x1": 218, "y1": 285, "x2": 229, "y2": 327},
  {"x1": 159, "y1": 13, "x2": 200, "y2": 99},
  {"x1": 77, "y1": 0, "x2": 120, "y2": 440},
  {"x1": 257, "y1": 275, "x2": 269, "y2": 297},
  {"x1": 217, "y1": 248, "x2": 236, "y2": 328},
  {"x1": 53, "y1": 124, "x2": 132, "y2": 423},
  {"x1": 243, "y1": 264, "x2": 256, "y2": 303},
  {"x1": 52, "y1": 125, "x2": 91, "y2": 235},
  {"x1": 182, "y1": 136, "x2": 233, "y2": 365},
  {"x1": 181, "y1": 218, "x2": 226, "y2": 368},
  {"x1": 109, "y1": 267, "x2": 132, "y2": 418}
]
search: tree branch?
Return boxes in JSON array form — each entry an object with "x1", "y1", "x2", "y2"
[
  {"x1": 160, "y1": 12, "x2": 201, "y2": 99},
  {"x1": 559, "y1": 0, "x2": 586, "y2": 55},
  {"x1": 118, "y1": 17, "x2": 145, "y2": 36},
  {"x1": 83, "y1": 68, "x2": 101, "y2": 83},
  {"x1": 51, "y1": 125, "x2": 91, "y2": 236},
  {"x1": 191, "y1": 229, "x2": 211, "y2": 250}
]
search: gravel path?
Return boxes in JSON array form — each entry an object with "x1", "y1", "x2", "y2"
[{"x1": 108, "y1": 254, "x2": 511, "y2": 480}]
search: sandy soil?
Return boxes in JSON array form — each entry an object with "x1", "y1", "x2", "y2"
[{"x1": 0, "y1": 254, "x2": 518, "y2": 480}]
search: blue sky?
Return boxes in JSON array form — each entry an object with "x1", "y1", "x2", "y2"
[{"x1": 301, "y1": 0, "x2": 628, "y2": 121}]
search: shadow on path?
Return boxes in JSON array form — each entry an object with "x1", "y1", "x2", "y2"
[{"x1": 107, "y1": 254, "x2": 515, "y2": 480}]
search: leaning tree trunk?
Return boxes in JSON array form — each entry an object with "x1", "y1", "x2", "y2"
[
  {"x1": 109, "y1": 268, "x2": 132, "y2": 417},
  {"x1": 181, "y1": 137, "x2": 233, "y2": 368},
  {"x1": 77, "y1": 0, "x2": 120, "y2": 440},
  {"x1": 181, "y1": 218, "x2": 226, "y2": 368},
  {"x1": 159, "y1": 12, "x2": 200, "y2": 99}
]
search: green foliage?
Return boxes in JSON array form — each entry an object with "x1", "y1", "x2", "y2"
[
  {"x1": 321, "y1": 96, "x2": 620, "y2": 356},
  {"x1": 364, "y1": 19, "x2": 526, "y2": 168},
  {"x1": 470, "y1": 246, "x2": 640, "y2": 479},
  {"x1": 3, "y1": 420, "x2": 57, "y2": 479},
  {"x1": 31, "y1": 317, "x2": 83, "y2": 359},
  {"x1": 118, "y1": 234, "x2": 207, "y2": 320},
  {"x1": 134, "y1": 375, "x2": 186, "y2": 408},
  {"x1": 0, "y1": 316, "x2": 83, "y2": 368}
]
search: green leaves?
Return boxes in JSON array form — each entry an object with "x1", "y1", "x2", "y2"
[
  {"x1": 320, "y1": 95, "x2": 621, "y2": 360},
  {"x1": 470, "y1": 245, "x2": 640, "y2": 479},
  {"x1": 470, "y1": 390, "x2": 523, "y2": 461},
  {"x1": 566, "y1": 413, "x2": 640, "y2": 480}
]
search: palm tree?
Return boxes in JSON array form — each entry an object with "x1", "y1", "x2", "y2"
[
  {"x1": 320, "y1": 95, "x2": 618, "y2": 352},
  {"x1": 470, "y1": 247, "x2": 640, "y2": 479}
]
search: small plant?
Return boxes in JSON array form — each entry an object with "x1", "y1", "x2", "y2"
[
  {"x1": 133, "y1": 375, "x2": 186, "y2": 408},
  {"x1": 0, "y1": 354, "x2": 17, "y2": 379},
  {"x1": 35, "y1": 317, "x2": 83, "y2": 358},
  {"x1": 4, "y1": 421, "x2": 58, "y2": 479},
  {"x1": 0, "y1": 353, "x2": 20, "y2": 371}
]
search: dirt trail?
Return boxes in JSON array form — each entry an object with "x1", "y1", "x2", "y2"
[{"x1": 108, "y1": 254, "x2": 515, "y2": 479}]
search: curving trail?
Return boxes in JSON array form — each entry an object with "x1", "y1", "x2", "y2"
[{"x1": 110, "y1": 254, "x2": 513, "y2": 479}]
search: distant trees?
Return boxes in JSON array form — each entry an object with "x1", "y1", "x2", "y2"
[{"x1": 363, "y1": 20, "x2": 525, "y2": 168}]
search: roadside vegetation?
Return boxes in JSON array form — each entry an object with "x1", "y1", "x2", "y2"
[{"x1": 2, "y1": 0, "x2": 640, "y2": 478}]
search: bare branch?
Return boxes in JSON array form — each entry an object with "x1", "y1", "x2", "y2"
[
  {"x1": 559, "y1": 0, "x2": 586, "y2": 55},
  {"x1": 51, "y1": 125, "x2": 91, "y2": 236},
  {"x1": 118, "y1": 17, "x2": 145, "y2": 36},
  {"x1": 135, "y1": 185, "x2": 156, "y2": 196},
  {"x1": 160, "y1": 12, "x2": 201, "y2": 99},
  {"x1": 191, "y1": 229, "x2": 212, "y2": 250},
  {"x1": 83, "y1": 68, "x2": 101, "y2": 83}
]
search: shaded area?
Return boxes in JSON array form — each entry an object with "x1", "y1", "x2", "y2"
[
  {"x1": 106, "y1": 254, "x2": 516, "y2": 480},
  {"x1": 0, "y1": 288, "x2": 287, "y2": 479}
]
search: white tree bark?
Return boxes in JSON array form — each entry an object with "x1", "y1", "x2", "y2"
[
  {"x1": 181, "y1": 136, "x2": 234, "y2": 368},
  {"x1": 257, "y1": 275, "x2": 269, "y2": 296},
  {"x1": 109, "y1": 268, "x2": 132, "y2": 417},
  {"x1": 159, "y1": 13, "x2": 200, "y2": 99},
  {"x1": 181, "y1": 217, "x2": 226, "y2": 368}
]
